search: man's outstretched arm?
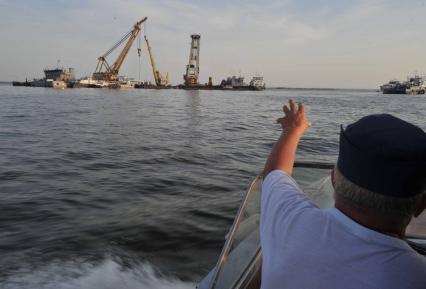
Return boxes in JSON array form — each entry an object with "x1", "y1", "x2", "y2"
[{"x1": 263, "y1": 99, "x2": 310, "y2": 177}]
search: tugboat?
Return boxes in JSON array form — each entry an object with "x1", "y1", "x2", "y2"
[{"x1": 196, "y1": 162, "x2": 426, "y2": 289}]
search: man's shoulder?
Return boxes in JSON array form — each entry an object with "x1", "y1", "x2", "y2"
[
  {"x1": 262, "y1": 170, "x2": 315, "y2": 210},
  {"x1": 262, "y1": 169, "x2": 320, "y2": 211},
  {"x1": 260, "y1": 169, "x2": 321, "y2": 241},
  {"x1": 262, "y1": 170, "x2": 302, "y2": 195}
]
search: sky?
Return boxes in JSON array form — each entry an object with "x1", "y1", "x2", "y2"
[{"x1": 1, "y1": 0, "x2": 426, "y2": 88}]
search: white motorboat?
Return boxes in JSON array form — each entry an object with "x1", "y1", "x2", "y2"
[
  {"x1": 75, "y1": 77, "x2": 134, "y2": 89},
  {"x1": 75, "y1": 77, "x2": 110, "y2": 88},
  {"x1": 197, "y1": 163, "x2": 426, "y2": 289}
]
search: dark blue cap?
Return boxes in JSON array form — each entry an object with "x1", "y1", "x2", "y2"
[{"x1": 337, "y1": 114, "x2": 426, "y2": 198}]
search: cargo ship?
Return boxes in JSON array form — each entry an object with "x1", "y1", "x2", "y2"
[{"x1": 13, "y1": 66, "x2": 75, "y2": 88}]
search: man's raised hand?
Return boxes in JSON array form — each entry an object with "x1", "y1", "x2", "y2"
[{"x1": 276, "y1": 99, "x2": 310, "y2": 135}]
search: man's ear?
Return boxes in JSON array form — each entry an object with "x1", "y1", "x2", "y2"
[
  {"x1": 413, "y1": 193, "x2": 426, "y2": 218},
  {"x1": 331, "y1": 167, "x2": 335, "y2": 189}
]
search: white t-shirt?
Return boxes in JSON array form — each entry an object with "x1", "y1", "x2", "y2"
[{"x1": 260, "y1": 170, "x2": 426, "y2": 289}]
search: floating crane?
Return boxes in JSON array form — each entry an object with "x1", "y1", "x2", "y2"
[
  {"x1": 144, "y1": 35, "x2": 169, "y2": 86},
  {"x1": 93, "y1": 17, "x2": 148, "y2": 81}
]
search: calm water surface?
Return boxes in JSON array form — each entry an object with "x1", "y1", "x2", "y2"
[{"x1": 1, "y1": 85, "x2": 425, "y2": 288}]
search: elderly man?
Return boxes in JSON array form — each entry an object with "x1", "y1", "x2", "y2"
[{"x1": 261, "y1": 100, "x2": 426, "y2": 289}]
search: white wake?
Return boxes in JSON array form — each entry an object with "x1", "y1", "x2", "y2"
[{"x1": 3, "y1": 258, "x2": 195, "y2": 289}]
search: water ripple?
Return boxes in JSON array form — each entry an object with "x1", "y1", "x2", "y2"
[{"x1": 1, "y1": 86, "x2": 425, "y2": 286}]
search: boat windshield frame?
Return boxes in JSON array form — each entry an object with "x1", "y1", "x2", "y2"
[{"x1": 208, "y1": 176, "x2": 262, "y2": 289}]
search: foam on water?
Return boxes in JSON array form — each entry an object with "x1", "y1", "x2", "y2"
[{"x1": 3, "y1": 259, "x2": 195, "y2": 289}]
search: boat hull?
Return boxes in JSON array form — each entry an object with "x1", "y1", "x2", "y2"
[{"x1": 382, "y1": 87, "x2": 407, "y2": 94}]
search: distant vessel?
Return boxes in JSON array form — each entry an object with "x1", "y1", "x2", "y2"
[
  {"x1": 406, "y1": 75, "x2": 425, "y2": 95},
  {"x1": 74, "y1": 77, "x2": 110, "y2": 88},
  {"x1": 380, "y1": 80, "x2": 408, "y2": 94},
  {"x1": 220, "y1": 76, "x2": 246, "y2": 89},
  {"x1": 43, "y1": 67, "x2": 75, "y2": 82},
  {"x1": 249, "y1": 76, "x2": 265, "y2": 90},
  {"x1": 219, "y1": 75, "x2": 266, "y2": 91},
  {"x1": 74, "y1": 76, "x2": 134, "y2": 89},
  {"x1": 13, "y1": 78, "x2": 68, "y2": 89},
  {"x1": 13, "y1": 62, "x2": 74, "y2": 89},
  {"x1": 380, "y1": 75, "x2": 425, "y2": 95},
  {"x1": 30, "y1": 79, "x2": 66, "y2": 89}
]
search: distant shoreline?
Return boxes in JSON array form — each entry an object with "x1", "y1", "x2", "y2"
[
  {"x1": 0, "y1": 81, "x2": 377, "y2": 91},
  {"x1": 268, "y1": 87, "x2": 377, "y2": 91}
]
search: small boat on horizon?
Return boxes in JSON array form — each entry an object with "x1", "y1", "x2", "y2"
[
  {"x1": 219, "y1": 75, "x2": 266, "y2": 91},
  {"x1": 380, "y1": 75, "x2": 426, "y2": 95}
]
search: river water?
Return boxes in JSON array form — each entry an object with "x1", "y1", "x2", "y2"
[{"x1": 1, "y1": 85, "x2": 425, "y2": 288}]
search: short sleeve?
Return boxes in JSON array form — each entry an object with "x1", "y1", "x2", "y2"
[{"x1": 260, "y1": 170, "x2": 317, "y2": 242}]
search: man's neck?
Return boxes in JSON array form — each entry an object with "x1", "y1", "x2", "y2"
[{"x1": 335, "y1": 199, "x2": 410, "y2": 239}]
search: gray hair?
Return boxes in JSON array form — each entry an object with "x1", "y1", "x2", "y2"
[{"x1": 333, "y1": 166, "x2": 425, "y2": 217}]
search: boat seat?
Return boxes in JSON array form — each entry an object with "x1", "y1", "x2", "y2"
[{"x1": 406, "y1": 240, "x2": 426, "y2": 256}]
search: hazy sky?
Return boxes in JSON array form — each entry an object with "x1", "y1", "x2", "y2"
[{"x1": 1, "y1": 0, "x2": 426, "y2": 88}]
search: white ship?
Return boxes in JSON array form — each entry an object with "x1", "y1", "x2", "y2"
[
  {"x1": 75, "y1": 77, "x2": 110, "y2": 88},
  {"x1": 249, "y1": 76, "x2": 265, "y2": 90},
  {"x1": 75, "y1": 76, "x2": 134, "y2": 89}
]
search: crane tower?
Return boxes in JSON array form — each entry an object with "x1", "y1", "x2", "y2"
[{"x1": 184, "y1": 34, "x2": 200, "y2": 86}]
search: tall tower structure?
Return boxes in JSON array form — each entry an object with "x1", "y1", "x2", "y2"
[{"x1": 184, "y1": 34, "x2": 201, "y2": 86}]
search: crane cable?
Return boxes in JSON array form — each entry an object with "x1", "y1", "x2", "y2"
[
  {"x1": 141, "y1": 22, "x2": 149, "y2": 84},
  {"x1": 137, "y1": 31, "x2": 142, "y2": 82},
  {"x1": 101, "y1": 28, "x2": 133, "y2": 58}
]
